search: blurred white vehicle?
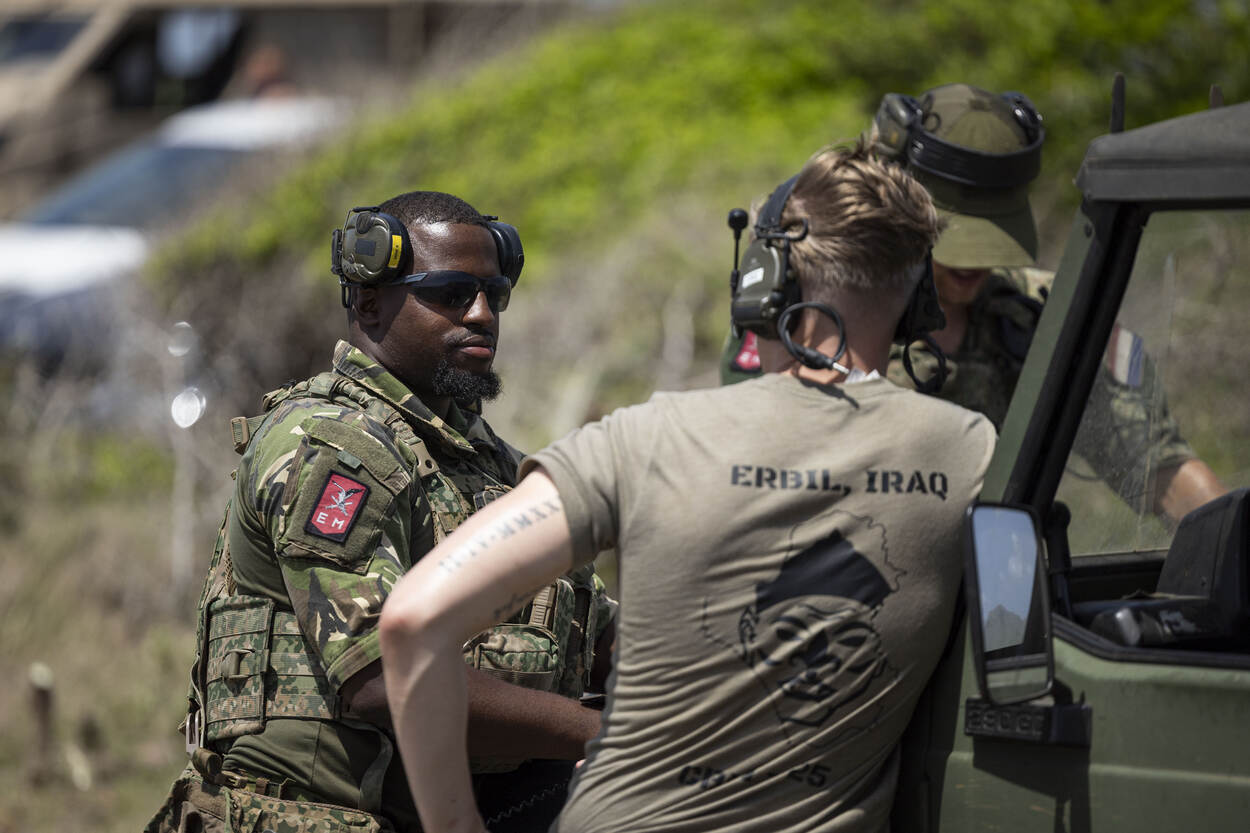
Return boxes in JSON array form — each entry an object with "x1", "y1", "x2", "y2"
[{"x1": 0, "y1": 95, "x2": 342, "y2": 371}]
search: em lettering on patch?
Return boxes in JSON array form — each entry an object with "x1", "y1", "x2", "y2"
[{"x1": 306, "y1": 472, "x2": 370, "y2": 543}]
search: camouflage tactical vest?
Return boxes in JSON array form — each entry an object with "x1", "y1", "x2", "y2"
[{"x1": 183, "y1": 371, "x2": 605, "y2": 767}]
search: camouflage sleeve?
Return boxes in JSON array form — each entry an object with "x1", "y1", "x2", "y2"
[
  {"x1": 1013, "y1": 267, "x2": 1195, "y2": 506},
  {"x1": 249, "y1": 406, "x2": 415, "y2": 691},
  {"x1": 1071, "y1": 355, "x2": 1196, "y2": 508}
]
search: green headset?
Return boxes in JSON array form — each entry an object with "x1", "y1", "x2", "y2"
[
  {"x1": 728, "y1": 174, "x2": 805, "y2": 342},
  {"x1": 728, "y1": 172, "x2": 947, "y2": 387},
  {"x1": 330, "y1": 206, "x2": 524, "y2": 308},
  {"x1": 871, "y1": 90, "x2": 1044, "y2": 188}
]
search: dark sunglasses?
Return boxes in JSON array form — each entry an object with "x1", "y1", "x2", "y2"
[{"x1": 397, "y1": 270, "x2": 512, "y2": 312}]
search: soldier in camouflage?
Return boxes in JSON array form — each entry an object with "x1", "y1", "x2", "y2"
[
  {"x1": 146, "y1": 191, "x2": 616, "y2": 833},
  {"x1": 721, "y1": 83, "x2": 1224, "y2": 523}
]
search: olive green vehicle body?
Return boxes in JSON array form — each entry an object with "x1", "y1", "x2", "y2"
[{"x1": 893, "y1": 101, "x2": 1250, "y2": 831}]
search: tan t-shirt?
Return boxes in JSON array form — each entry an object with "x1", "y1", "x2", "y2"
[{"x1": 524, "y1": 373, "x2": 996, "y2": 833}]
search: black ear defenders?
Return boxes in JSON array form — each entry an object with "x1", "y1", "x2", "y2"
[
  {"x1": 330, "y1": 207, "x2": 411, "y2": 297},
  {"x1": 728, "y1": 174, "x2": 806, "y2": 340},
  {"x1": 895, "y1": 254, "x2": 948, "y2": 394},
  {"x1": 484, "y1": 217, "x2": 525, "y2": 285},
  {"x1": 894, "y1": 255, "x2": 946, "y2": 345},
  {"x1": 872, "y1": 90, "x2": 1044, "y2": 188},
  {"x1": 331, "y1": 206, "x2": 525, "y2": 308}
]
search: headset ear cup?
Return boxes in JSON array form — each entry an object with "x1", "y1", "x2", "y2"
[
  {"x1": 893, "y1": 254, "x2": 946, "y2": 345},
  {"x1": 488, "y1": 221, "x2": 524, "y2": 285},
  {"x1": 731, "y1": 239, "x2": 788, "y2": 339},
  {"x1": 730, "y1": 173, "x2": 804, "y2": 339},
  {"x1": 337, "y1": 208, "x2": 410, "y2": 287},
  {"x1": 873, "y1": 93, "x2": 922, "y2": 162}
]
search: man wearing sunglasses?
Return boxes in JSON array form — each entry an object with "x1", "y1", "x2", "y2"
[{"x1": 147, "y1": 191, "x2": 615, "y2": 833}]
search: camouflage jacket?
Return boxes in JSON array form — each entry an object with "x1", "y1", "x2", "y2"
[{"x1": 185, "y1": 341, "x2": 614, "y2": 825}]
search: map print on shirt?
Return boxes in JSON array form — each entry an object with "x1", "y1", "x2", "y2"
[{"x1": 703, "y1": 509, "x2": 904, "y2": 749}]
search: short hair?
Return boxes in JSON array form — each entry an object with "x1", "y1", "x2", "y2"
[
  {"x1": 772, "y1": 139, "x2": 940, "y2": 301},
  {"x1": 378, "y1": 191, "x2": 488, "y2": 230},
  {"x1": 371, "y1": 191, "x2": 490, "y2": 279}
]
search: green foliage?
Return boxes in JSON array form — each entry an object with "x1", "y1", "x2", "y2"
[
  {"x1": 144, "y1": 0, "x2": 1250, "y2": 438},
  {"x1": 32, "y1": 434, "x2": 175, "y2": 502},
  {"x1": 153, "y1": 0, "x2": 1250, "y2": 281}
]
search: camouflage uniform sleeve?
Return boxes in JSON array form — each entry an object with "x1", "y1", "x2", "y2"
[
  {"x1": 248, "y1": 405, "x2": 415, "y2": 692},
  {"x1": 1010, "y1": 267, "x2": 1195, "y2": 502},
  {"x1": 1071, "y1": 356, "x2": 1196, "y2": 507}
]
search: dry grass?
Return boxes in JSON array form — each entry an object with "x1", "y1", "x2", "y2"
[{"x1": 0, "y1": 480, "x2": 200, "y2": 832}]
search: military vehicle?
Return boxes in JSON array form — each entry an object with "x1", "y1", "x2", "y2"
[{"x1": 892, "y1": 86, "x2": 1250, "y2": 830}]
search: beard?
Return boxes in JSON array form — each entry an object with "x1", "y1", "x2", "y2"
[{"x1": 430, "y1": 358, "x2": 502, "y2": 403}]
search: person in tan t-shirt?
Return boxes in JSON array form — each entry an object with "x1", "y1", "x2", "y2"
[{"x1": 379, "y1": 142, "x2": 996, "y2": 833}]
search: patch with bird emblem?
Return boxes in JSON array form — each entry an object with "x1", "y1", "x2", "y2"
[{"x1": 305, "y1": 472, "x2": 371, "y2": 543}]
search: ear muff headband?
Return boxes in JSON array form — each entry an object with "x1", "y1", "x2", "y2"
[
  {"x1": 756, "y1": 173, "x2": 801, "y2": 237},
  {"x1": 729, "y1": 174, "x2": 805, "y2": 339},
  {"x1": 333, "y1": 207, "x2": 525, "y2": 307},
  {"x1": 873, "y1": 91, "x2": 1045, "y2": 188}
]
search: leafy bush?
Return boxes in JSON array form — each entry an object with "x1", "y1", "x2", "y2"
[{"x1": 150, "y1": 0, "x2": 1249, "y2": 447}]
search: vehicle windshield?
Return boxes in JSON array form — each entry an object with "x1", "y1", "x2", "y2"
[
  {"x1": 1056, "y1": 209, "x2": 1250, "y2": 556},
  {"x1": 0, "y1": 18, "x2": 86, "y2": 65},
  {"x1": 22, "y1": 142, "x2": 241, "y2": 229}
]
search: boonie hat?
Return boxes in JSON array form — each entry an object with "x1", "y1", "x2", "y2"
[{"x1": 910, "y1": 83, "x2": 1041, "y2": 269}]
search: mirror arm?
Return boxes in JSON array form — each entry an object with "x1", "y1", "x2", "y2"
[{"x1": 1043, "y1": 501, "x2": 1074, "y2": 619}]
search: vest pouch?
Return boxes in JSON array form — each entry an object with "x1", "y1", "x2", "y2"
[
  {"x1": 463, "y1": 623, "x2": 561, "y2": 692},
  {"x1": 204, "y1": 596, "x2": 274, "y2": 743}
]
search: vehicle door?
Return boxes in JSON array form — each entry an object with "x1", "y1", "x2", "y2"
[{"x1": 894, "y1": 100, "x2": 1250, "y2": 833}]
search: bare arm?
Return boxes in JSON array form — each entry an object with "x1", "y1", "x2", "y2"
[
  {"x1": 464, "y1": 666, "x2": 601, "y2": 759},
  {"x1": 1152, "y1": 457, "x2": 1227, "y2": 524},
  {"x1": 380, "y1": 470, "x2": 575, "y2": 833},
  {"x1": 340, "y1": 660, "x2": 601, "y2": 759}
]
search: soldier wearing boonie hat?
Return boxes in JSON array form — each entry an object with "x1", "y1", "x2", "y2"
[
  {"x1": 904, "y1": 83, "x2": 1041, "y2": 269},
  {"x1": 721, "y1": 83, "x2": 1223, "y2": 523},
  {"x1": 720, "y1": 82, "x2": 1044, "y2": 394},
  {"x1": 870, "y1": 82, "x2": 1048, "y2": 425}
]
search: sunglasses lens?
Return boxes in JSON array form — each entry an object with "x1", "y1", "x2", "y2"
[
  {"x1": 410, "y1": 273, "x2": 511, "y2": 312},
  {"x1": 484, "y1": 279, "x2": 511, "y2": 311},
  {"x1": 443, "y1": 283, "x2": 479, "y2": 308}
]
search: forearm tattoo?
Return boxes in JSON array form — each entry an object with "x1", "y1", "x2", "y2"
[{"x1": 436, "y1": 499, "x2": 563, "y2": 577}]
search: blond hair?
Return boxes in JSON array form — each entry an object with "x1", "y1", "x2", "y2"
[{"x1": 768, "y1": 139, "x2": 940, "y2": 302}]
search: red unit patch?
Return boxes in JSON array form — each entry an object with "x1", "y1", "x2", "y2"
[
  {"x1": 306, "y1": 472, "x2": 370, "y2": 543},
  {"x1": 731, "y1": 331, "x2": 761, "y2": 373}
]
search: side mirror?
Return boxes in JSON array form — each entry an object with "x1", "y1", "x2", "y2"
[{"x1": 964, "y1": 502, "x2": 1053, "y2": 705}]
